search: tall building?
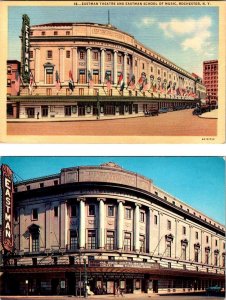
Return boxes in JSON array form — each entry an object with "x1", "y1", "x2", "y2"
[
  {"x1": 7, "y1": 60, "x2": 21, "y2": 118},
  {"x1": 1, "y1": 162, "x2": 225, "y2": 296},
  {"x1": 203, "y1": 60, "x2": 218, "y2": 103},
  {"x1": 7, "y1": 15, "x2": 206, "y2": 120}
]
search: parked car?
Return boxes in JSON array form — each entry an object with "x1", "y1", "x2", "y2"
[
  {"x1": 144, "y1": 109, "x2": 159, "y2": 116},
  {"x1": 206, "y1": 286, "x2": 222, "y2": 296},
  {"x1": 158, "y1": 107, "x2": 168, "y2": 113}
]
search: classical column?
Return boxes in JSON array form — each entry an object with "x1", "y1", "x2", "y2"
[
  {"x1": 117, "y1": 200, "x2": 124, "y2": 250},
  {"x1": 148, "y1": 208, "x2": 152, "y2": 253},
  {"x1": 123, "y1": 53, "x2": 128, "y2": 87},
  {"x1": 134, "y1": 203, "x2": 140, "y2": 252},
  {"x1": 72, "y1": 47, "x2": 78, "y2": 83},
  {"x1": 34, "y1": 48, "x2": 40, "y2": 83},
  {"x1": 60, "y1": 201, "x2": 67, "y2": 249},
  {"x1": 101, "y1": 48, "x2": 106, "y2": 84},
  {"x1": 45, "y1": 203, "x2": 51, "y2": 250},
  {"x1": 97, "y1": 198, "x2": 105, "y2": 249},
  {"x1": 59, "y1": 47, "x2": 65, "y2": 82},
  {"x1": 86, "y1": 47, "x2": 92, "y2": 82},
  {"x1": 19, "y1": 207, "x2": 25, "y2": 251},
  {"x1": 114, "y1": 50, "x2": 118, "y2": 85},
  {"x1": 78, "y1": 197, "x2": 86, "y2": 249}
]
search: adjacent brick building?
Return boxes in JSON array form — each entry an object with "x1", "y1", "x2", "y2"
[{"x1": 203, "y1": 60, "x2": 218, "y2": 103}]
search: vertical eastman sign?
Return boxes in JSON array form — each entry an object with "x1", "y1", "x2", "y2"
[
  {"x1": 1, "y1": 164, "x2": 14, "y2": 252},
  {"x1": 21, "y1": 14, "x2": 30, "y2": 83}
]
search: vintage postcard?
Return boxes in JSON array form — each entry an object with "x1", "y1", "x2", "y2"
[{"x1": 0, "y1": 1, "x2": 225, "y2": 143}]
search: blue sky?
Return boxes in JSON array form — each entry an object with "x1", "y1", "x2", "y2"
[
  {"x1": 1, "y1": 156, "x2": 225, "y2": 224},
  {"x1": 8, "y1": 6, "x2": 218, "y2": 77}
]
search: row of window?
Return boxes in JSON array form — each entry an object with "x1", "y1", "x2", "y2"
[
  {"x1": 30, "y1": 230, "x2": 225, "y2": 267},
  {"x1": 36, "y1": 30, "x2": 71, "y2": 36}
]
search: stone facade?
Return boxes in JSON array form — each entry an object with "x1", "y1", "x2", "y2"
[{"x1": 2, "y1": 162, "x2": 225, "y2": 295}]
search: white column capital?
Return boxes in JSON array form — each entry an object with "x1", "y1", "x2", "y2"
[
  {"x1": 135, "y1": 203, "x2": 141, "y2": 208},
  {"x1": 114, "y1": 49, "x2": 118, "y2": 53},
  {"x1": 117, "y1": 199, "x2": 125, "y2": 204},
  {"x1": 34, "y1": 47, "x2": 40, "y2": 50},
  {"x1": 97, "y1": 198, "x2": 106, "y2": 202},
  {"x1": 58, "y1": 47, "x2": 65, "y2": 50},
  {"x1": 101, "y1": 48, "x2": 106, "y2": 52},
  {"x1": 77, "y1": 197, "x2": 86, "y2": 202},
  {"x1": 86, "y1": 46, "x2": 92, "y2": 50}
]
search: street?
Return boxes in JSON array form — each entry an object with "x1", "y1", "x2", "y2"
[
  {"x1": 7, "y1": 109, "x2": 217, "y2": 137},
  {"x1": 0, "y1": 295, "x2": 224, "y2": 300}
]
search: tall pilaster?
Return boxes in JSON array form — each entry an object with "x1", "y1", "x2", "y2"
[
  {"x1": 59, "y1": 47, "x2": 65, "y2": 82},
  {"x1": 123, "y1": 53, "x2": 128, "y2": 87},
  {"x1": 134, "y1": 203, "x2": 140, "y2": 252},
  {"x1": 72, "y1": 47, "x2": 78, "y2": 83},
  {"x1": 34, "y1": 48, "x2": 40, "y2": 83},
  {"x1": 148, "y1": 208, "x2": 152, "y2": 253},
  {"x1": 97, "y1": 198, "x2": 105, "y2": 249},
  {"x1": 60, "y1": 201, "x2": 67, "y2": 249},
  {"x1": 117, "y1": 200, "x2": 124, "y2": 250},
  {"x1": 86, "y1": 47, "x2": 92, "y2": 82},
  {"x1": 114, "y1": 50, "x2": 118, "y2": 85},
  {"x1": 101, "y1": 48, "x2": 106, "y2": 84},
  {"x1": 78, "y1": 197, "x2": 86, "y2": 249},
  {"x1": 45, "y1": 203, "x2": 51, "y2": 250}
]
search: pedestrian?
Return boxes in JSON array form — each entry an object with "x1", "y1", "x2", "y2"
[
  {"x1": 120, "y1": 288, "x2": 124, "y2": 297},
  {"x1": 37, "y1": 112, "x2": 39, "y2": 119}
]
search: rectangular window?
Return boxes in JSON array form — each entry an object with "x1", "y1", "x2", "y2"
[
  {"x1": 206, "y1": 236, "x2": 209, "y2": 243},
  {"x1": 71, "y1": 205, "x2": 77, "y2": 217},
  {"x1": 32, "y1": 258, "x2": 37, "y2": 265},
  {"x1": 88, "y1": 230, "x2": 96, "y2": 249},
  {"x1": 46, "y1": 69, "x2": 53, "y2": 84},
  {"x1": 215, "y1": 240, "x2": 218, "y2": 246},
  {"x1": 7, "y1": 79, "x2": 11, "y2": 87},
  {"x1": 106, "y1": 231, "x2": 115, "y2": 250},
  {"x1": 79, "y1": 69, "x2": 86, "y2": 84},
  {"x1": 140, "y1": 212, "x2": 145, "y2": 223},
  {"x1": 124, "y1": 232, "x2": 131, "y2": 251},
  {"x1": 32, "y1": 232, "x2": 39, "y2": 252},
  {"x1": 54, "y1": 31, "x2": 58, "y2": 36},
  {"x1": 125, "y1": 208, "x2": 131, "y2": 219},
  {"x1": 30, "y1": 51, "x2": 33, "y2": 59},
  {"x1": 41, "y1": 106, "x2": 48, "y2": 117},
  {"x1": 70, "y1": 230, "x2": 78, "y2": 250},
  {"x1": 46, "y1": 88, "x2": 52, "y2": 95},
  {"x1": 41, "y1": 31, "x2": 46, "y2": 36},
  {"x1": 182, "y1": 226, "x2": 186, "y2": 235},
  {"x1": 54, "y1": 206, "x2": 58, "y2": 217},
  {"x1": 166, "y1": 241, "x2": 171, "y2": 257},
  {"x1": 154, "y1": 215, "x2": 158, "y2": 225},
  {"x1": 66, "y1": 31, "x2": 70, "y2": 36},
  {"x1": 117, "y1": 55, "x2": 122, "y2": 64},
  {"x1": 181, "y1": 245, "x2": 186, "y2": 260},
  {"x1": 205, "y1": 252, "x2": 209, "y2": 264},
  {"x1": 107, "y1": 53, "x2": 111, "y2": 61},
  {"x1": 88, "y1": 205, "x2": 95, "y2": 216},
  {"x1": 40, "y1": 182, "x2": 44, "y2": 188},
  {"x1": 93, "y1": 51, "x2": 98, "y2": 60},
  {"x1": 139, "y1": 235, "x2": 145, "y2": 252},
  {"x1": 194, "y1": 248, "x2": 199, "y2": 262},
  {"x1": 195, "y1": 232, "x2": 198, "y2": 239},
  {"x1": 7, "y1": 66, "x2": 12, "y2": 74},
  {"x1": 93, "y1": 69, "x2": 99, "y2": 84},
  {"x1": 167, "y1": 220, "x2": 171, "y2": 230},
  {"x1": 65, "y1": 106, "x2": 71, "y2": 116},
  {"x1": 79, "y1": 51, "x2": 85, "y2": 60},
  {"x1": 66, "y1": 50, "x2": 70, "y2": 58},
  {"x1": 32, "y1": 208, "x2": 38, "y2": 220},
  {"x1": 47, "y1": 50, "x2": 52, "y2": 59},
  {"x1": 79, "y1": 88, "x2": 84, "y2": 96},
  {"x1": 107, "y1": 205, "x2": 114, "y2": 217},
  {"x1": 214, "y1": 255, "x2": 218, "y2": 266}
]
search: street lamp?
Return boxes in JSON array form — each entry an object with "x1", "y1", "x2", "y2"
[{"x1": 84, "y1": 258, "x2": 88, "y2": 298}]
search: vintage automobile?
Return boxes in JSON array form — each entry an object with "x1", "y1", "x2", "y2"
[
  {"x1": 206, "y1": 286, "x2": 222, "y2": 295},
  {"x1": 158, "y1": 107, "x2": 168, "y2": 113}
]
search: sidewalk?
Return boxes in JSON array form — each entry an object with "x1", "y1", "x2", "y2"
[
  {"x1": 7, "y1": 114, "x2": 144, "y2": 123},
  {"x1": 198, "y1": 109, "x2": 218, "y2": 119}
]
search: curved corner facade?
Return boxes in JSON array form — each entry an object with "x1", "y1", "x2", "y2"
[
  {"x1": 2, "y1": 162, "x2": 225, "y2": 296},
  {"x1": 7, "y1": 21, "x2": 206, "y2": 119}
]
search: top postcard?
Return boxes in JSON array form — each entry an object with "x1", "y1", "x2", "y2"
[{"x1": 0, "y1": 1, "x2": 225, "y2": 143}]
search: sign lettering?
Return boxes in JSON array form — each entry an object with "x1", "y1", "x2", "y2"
[
  {"x1": 1, "y1": 164, "x2": 14, "y2": 252},
  {"x1": 22, "y1": 14, "x2": 30, "y2": 83}
]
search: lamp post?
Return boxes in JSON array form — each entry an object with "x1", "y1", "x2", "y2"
[
  {"x1": 96, "y1": 90, "x2": 100, "y2": 120},
  {"x1": 84, "y1": 258, "x2": 88, "y2": 298}
]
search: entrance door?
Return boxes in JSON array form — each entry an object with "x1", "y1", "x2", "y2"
[
  {"x1": 119, "y1": 104, "x2": 124, "y2": 115},
  {"x1": 78, "y1": 104, "x2": 85, "y2": 116},
  {"x1": 104, "y1": 105, "x2": 115, "y2": 115},
  {"x1": 107, "y1": 281, "x2": 114, "y2": 294},
  {"x1": 26, "y1": 108, "x2": 35, "y2": 118},
  {"x1": 126, "y1": 279, "x2": 133, "y2": 293},
  {"x1": 153, "y1": 280, "x2": 158, "y2": 293},
  {"x1": 41, "y1": 106, "x2": 48, "y2": 117},
  {"x1": 66, "y1": 273, "x2": 75, "y2": 295},
  {"x1": 51, "y1": 279, "x2": 59, "y2": 295},
  {"x1": 129, "y1": 104, "x2": 133, "y2": 114}
]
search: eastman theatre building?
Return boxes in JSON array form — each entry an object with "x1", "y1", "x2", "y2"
[
  {"x1": 7, "y1": 15, "x2": 206, "y2": 119},
  {"x1": 1, "y1": 162, "x2": 225, "y2": 295}
]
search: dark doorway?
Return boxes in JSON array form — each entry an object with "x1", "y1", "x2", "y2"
[
  {"x1": 126, "y1": 279, "x2": 133, "y2": 293},
  {"x1": 153, "y1": 280, "x2": 158, "y2": 293},
  {"x1": 51, "y1": 279, "x2": 59, "y2": 295},
  {"x1": 66, "y1": 272, "x2": 75, "y2": 295}
]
